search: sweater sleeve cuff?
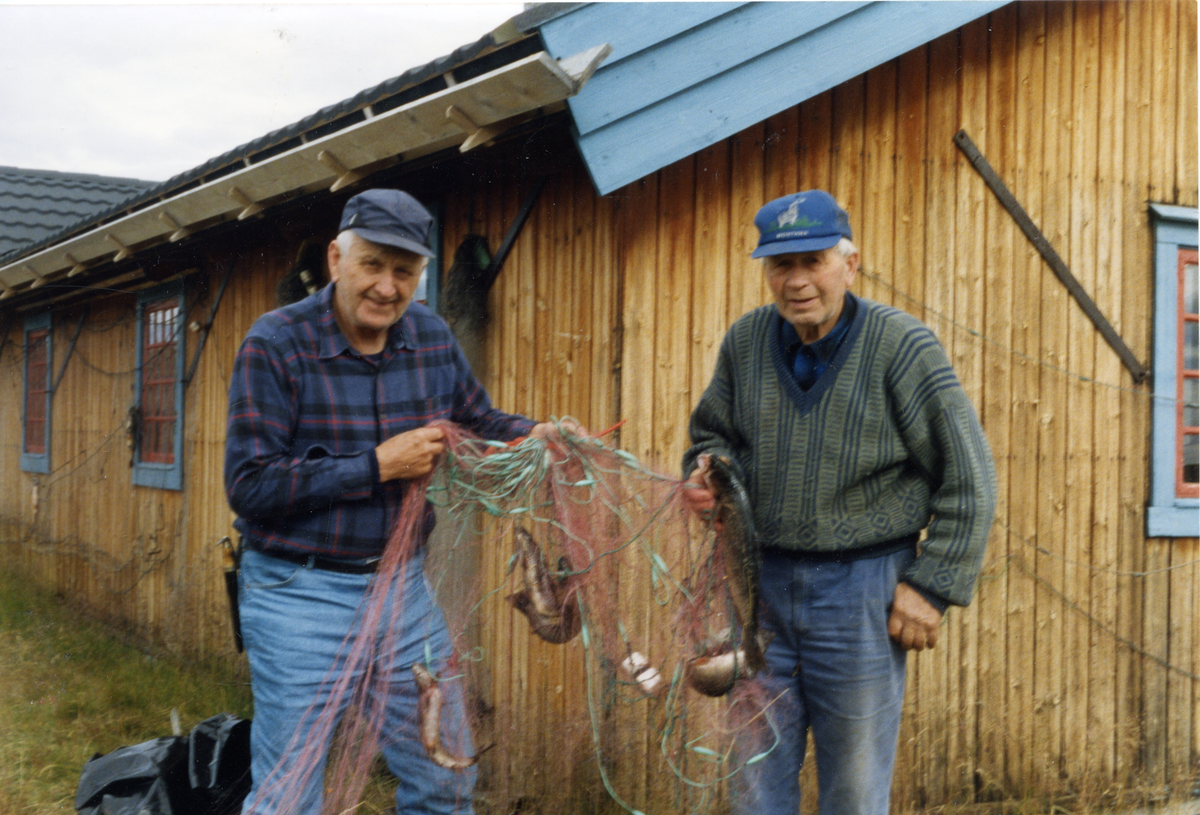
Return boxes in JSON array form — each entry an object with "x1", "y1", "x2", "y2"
[{"x1": 903, "y1": 580, "x2": 950, "y2": 614}]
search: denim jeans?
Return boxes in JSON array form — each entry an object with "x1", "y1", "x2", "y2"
[
  {"x1": 731, "y1": 547, "x2": 913, "y2": 815},
  {"x1": 238, "y1": 548, "x2": 475, "y2": 814}
]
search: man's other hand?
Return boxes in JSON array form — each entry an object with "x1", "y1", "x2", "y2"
[
  {"x1": 887, "y1": 582, "x2": 943, "y2": 651},
  {"x1": 376, "y1": 425, "x2": 447, "y2": 482},
  {"x1": 681, "y1": 454, "x2": 717, "y2": 516},
  {"x1": 529, "y1": 418, "x2": 588, "y2": 441}
]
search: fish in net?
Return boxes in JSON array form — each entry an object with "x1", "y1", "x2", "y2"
[{"x1": 247, "y1": 420, "x2": 780, "y2": 814}]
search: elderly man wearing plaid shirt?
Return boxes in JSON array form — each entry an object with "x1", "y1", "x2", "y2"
[{"x1": 225, "y1": 189, "x2": 569, "y2": 815}]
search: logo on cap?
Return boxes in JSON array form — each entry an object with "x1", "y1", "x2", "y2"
[
  {"x1": 751, "y1": 190, "x2": 851, "y2": 259},
  {"x1": 774, "y1": 198, "x2": 822, "y2": 232}
]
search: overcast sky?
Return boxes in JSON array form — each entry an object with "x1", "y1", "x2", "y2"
[{"x1": 0, "y1": 2, "x2": 526, "y2": 182}]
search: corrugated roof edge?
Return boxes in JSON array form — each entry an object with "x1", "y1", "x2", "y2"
[
  {"x1": 0, "y1": 165, "x2": 155, "y2": 188},
  {"x1": 503, "y1": 2, "x2": 588, "y2": 34},
  {"x1": 0, "y1": 11, "x2": 557, "y2": 267}
]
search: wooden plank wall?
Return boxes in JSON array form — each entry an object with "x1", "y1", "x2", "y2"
[
  {"x1": 459, "y1": 1, "x2": 1197, "y2": 808},
  {"x1": 0, "y1": 1, "x2": 1195, "y2": 811}
]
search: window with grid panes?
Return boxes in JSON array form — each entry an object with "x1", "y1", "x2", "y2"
[
  {"x1": 1178, "y1": 248, "x2": 1198, "y2": 498},
  {"x1": 132, "y1": 283, "x2": 185, "y2": 490},
  {"x1": 141, "y1": 299, "x2": 180, "y2": 463},
  {"x1": 21, "y1": 313, "x2": 52, "y2": 473}
]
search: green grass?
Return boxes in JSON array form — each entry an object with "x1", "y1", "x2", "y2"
[
  {"x1": 0, "y1": 568, "x2": 253, "y2": 813},
  {"x1": 1, "y1": 567, "x2": 1186, "y2": 815}
]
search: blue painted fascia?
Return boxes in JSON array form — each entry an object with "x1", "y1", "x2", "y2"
[
  {"x1": 560, "y1": 2, "x2": 871, "y2": 137},
  {"x1": 538, "y1": 1, "x2": 1011, "y2": 195}
]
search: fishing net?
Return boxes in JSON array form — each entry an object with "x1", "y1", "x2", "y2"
[{"x1": 249, "y1": 420, "x2": 776, "y2": 815}]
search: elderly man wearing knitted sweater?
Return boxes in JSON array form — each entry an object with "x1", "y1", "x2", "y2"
[{"x1": 682, "y1": 190, "x2": 997, "y2": 815}]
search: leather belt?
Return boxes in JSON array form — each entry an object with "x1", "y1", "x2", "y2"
[{"x1": 243, "y1": 539, "x2": 381, "y2": 574}]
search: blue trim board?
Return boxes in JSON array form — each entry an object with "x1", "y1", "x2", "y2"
[
  {"x1": 558, "y1": 2, "x2": 868, "y2": 137},
  {"x1": 1148, "y1": 205, "x2": 1198, "y2": 538},
  {"x1": 537, "y1": 2, "x2": 744, "y2": 73},
  {"x1": 539, "y1": 1, "x2": 1010, "y2": 195}
]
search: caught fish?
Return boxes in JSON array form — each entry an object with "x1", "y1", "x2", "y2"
[
  {"x1": 412, "y1": 663, "x2": 478, "y2": 772},
  {"x1": 686, "y1": 647, "x2": 752, "y2": 697},
  {"x1": 507, "y1": 526, "x2": 581, "y2": 644},
  {"x1": 685, "y1": 455, "x2": 768, "y2": 696}
]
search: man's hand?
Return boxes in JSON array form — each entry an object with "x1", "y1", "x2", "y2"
[
  {"x1": 680, "y1": 454, "x2": 717, "y2": 516},
  {"x1": 376, "y1": 426, "x2": 447, "y2": 482},
  {"x1": 887, "y1": 582, "x2": 943, "y2": 651},
  {"x1": 529, "y1": 418, "x2": 588, "y2": 441}
]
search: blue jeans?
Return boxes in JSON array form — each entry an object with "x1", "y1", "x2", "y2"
[
  {"x1": 731, "y1": 548, "x2": 913, "y2": 815},
  {"x1": 238, "y1": 548, "x2": 475, "y2": 814}
]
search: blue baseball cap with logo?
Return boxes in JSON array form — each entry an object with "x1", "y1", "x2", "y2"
[
  {"x1": 339, "y1": 189, "x2": 434, "y2": 257},
  {"x1": 751, "y1": 190, "x2": 852, "y2": 258}
]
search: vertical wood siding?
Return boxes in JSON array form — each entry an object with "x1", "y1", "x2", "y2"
[{"x1": 0, "y1": 2, "x2": 1195, "y2": 810}]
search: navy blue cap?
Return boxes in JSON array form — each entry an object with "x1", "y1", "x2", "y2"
[
  {"x1": 751, "y1": 190, "x2": 852, "y2": 258},
  {"x1": 339, "y1": 189, "x2": 434, "y2": 257}
]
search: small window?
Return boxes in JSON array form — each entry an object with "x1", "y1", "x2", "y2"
[
  {"x1": 1149, "y1": 204, "x2": 1199, "y2": 536},
  {"x1": 1177, "y1": 248, "x2": 1198, "y2": 498},
  {"x1": 21, "y1": 313, "x2": 52, "y2": 473},
  {"x1": 132, "y1": 283, "x2": 185, "y2": 490}
]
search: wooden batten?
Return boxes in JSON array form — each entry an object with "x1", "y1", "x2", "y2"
[
  {"x1": 446, "y1": 104, "x2": 504, "y2": 152},
  {"x1": 23, "y1": 264, "x2": 47, "y2": 289},
  {"x1": 316, "y1": 149, "x2": 366, "y2": 193},
  {"x1": 158, "y1": 210, "x2": 192, "y2": 242},
  {"x1": 64, "y1": 253, "x2": 90, "y2": 277},
  {"x1": 228, "y1": 186, "x2": 264, "y2": 220},
  {"x1": 105, "y1": 233, "x2": 133, "y2": 262}
]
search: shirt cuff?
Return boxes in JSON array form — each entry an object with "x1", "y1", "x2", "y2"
[
  {"x1": 367, "y1": 447, "x2": 381, "y2": 485},
  {"x1": 329, "y1": 449, "x2": 376, "y2": 497}
]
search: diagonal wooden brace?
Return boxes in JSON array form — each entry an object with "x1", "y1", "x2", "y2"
[{"x1": 955, "y1": 129, "x2": 1149, "y2": 384}]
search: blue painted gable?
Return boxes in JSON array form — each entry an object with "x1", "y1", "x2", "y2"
[{"x1": 536, "y1": 1, "x2": 1011, "y2": 195}]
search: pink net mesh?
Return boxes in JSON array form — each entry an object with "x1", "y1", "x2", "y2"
[{"x1": 251, "y1": 421, "x2": 775, "y2": 814}]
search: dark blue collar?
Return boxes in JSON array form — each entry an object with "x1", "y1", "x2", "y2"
[{"x1": 778, "y1": 293, "x2": 857, "y2": 363}]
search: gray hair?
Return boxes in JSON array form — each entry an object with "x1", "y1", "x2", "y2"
[
  {"x1": 335, "y1": 230, "x2": 362, "y2": 255},
  {"x1": 760, "y1": 237, "x2": 859, "y2": 268},
  {"x1": 335, "y1": 230, "x2": 428, "y2": 269}
]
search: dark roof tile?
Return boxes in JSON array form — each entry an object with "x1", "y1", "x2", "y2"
[{"x1": 0, "y1": 166, "x2": 153, "y2": 258}]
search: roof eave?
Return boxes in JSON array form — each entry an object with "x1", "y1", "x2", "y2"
[{"x1": 0, "y1": 34, "x2": 611, "y2": 308}]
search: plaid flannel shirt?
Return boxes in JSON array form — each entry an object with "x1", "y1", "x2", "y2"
[{"x1": 225, "y1": 284, "x2": 535, "y2": 559}]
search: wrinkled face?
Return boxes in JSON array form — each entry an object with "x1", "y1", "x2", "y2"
[
  {"x1": 328, "y1": 233, "x2": 426, "y2": 351},
  {"x1": 764, "y1": 246, "x2": 858, "y2": 343}
]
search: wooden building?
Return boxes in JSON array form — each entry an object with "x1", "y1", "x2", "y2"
[{"x1": 0, "y1": 2, "x2": 1195, "y2": 811}]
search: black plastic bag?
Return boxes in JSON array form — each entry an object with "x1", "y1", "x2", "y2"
[
  {"x1": 187, "y1": 713, "x2": 251, "y2": 812},
  {"x1": 74, "y1": 736, "x2": 192, "y2": 815},
  {"x1": 75, "y1": 714, "x2": 251, "y2": 815}
]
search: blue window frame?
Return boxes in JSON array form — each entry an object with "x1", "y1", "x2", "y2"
[
  {"x1": 21, "y1": 312, "x2": 52, "y2": 474},
  {"x1": 132, "y1": 282, "x2": 185, "y2": 490},
  {"x1": 1148, "y1": 203, "x2": 1199, "y2": 537}
]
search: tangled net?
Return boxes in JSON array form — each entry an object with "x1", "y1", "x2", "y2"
[{"x1": 254, "y1": 420, "x2": 777, "y2": 815}]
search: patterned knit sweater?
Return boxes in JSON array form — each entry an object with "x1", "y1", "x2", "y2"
[{"x1": 684, "y1": 295, "x2": 997, "y2": 607}]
